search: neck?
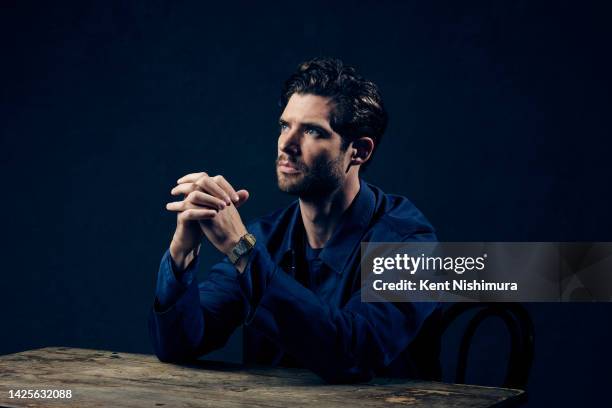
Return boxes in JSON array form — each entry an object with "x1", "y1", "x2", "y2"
[{"x1": 299, "y1": 174, "x2": 361, "y2": 249}]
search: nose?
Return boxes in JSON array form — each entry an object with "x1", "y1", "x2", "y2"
[{"x1": 278, "y1": 127, "x2": 300, "y2": 157}]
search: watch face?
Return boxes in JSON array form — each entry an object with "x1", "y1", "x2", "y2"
[
  {"x1": 237, "y1": 241, "x2": 248, "y2": 254},
  {"x1": 230, "y1": 234, "x2": 256, "y2": 264},
  {"x1": 230, "y1": 234, "x2": 255, "y2": 263}
]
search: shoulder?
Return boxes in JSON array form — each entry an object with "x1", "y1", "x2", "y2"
[{"x1": 367, "y1": 182, "x2": 437, "y2": 242}]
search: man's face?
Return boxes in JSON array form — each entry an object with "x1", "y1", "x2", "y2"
[{"x1": 276, "y1": 93, "x2": 349, "y2": 198}]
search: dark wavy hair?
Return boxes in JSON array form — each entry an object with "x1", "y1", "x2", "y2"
[{"x1": 279, "y1": 57, "x2": 388, "y2": 169}]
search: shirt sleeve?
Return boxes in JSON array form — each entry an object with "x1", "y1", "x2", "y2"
[
  {"x1": 148, "y1": 250, "x2": 249, "y2": 363},
  {"x1": 236, "y1": 236, "x2": 437, "y2": 384},
  {"x1": 155, "y1": 249, "x2": 198, "y2": 310}
]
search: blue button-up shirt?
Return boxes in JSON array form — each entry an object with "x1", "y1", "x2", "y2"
[{"x1": 149, "y1": 179, "x2": 441, "y2": 383}]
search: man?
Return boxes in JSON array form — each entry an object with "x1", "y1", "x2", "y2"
[{"x1": 149, "y1": 57, "x2": 441, "y2": 384}]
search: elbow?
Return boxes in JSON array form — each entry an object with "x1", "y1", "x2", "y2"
[
  {"x1": 152, "y1": 346, "x2": 192, "y2": 364},
  {"x1": 149, "y1": 330, "x2": 193, "y2": 364},
  {"x1": 149, "y1": 331, "x2": 199, "y2": 364},
  {"x1": 147, "y1": 309, "x2": 199, "y2": 364},
  {"x1": 314, "y1": 364, "x2": 374, "y2": 384},
  {"x1": 152, "y1": 348, "x2": 178, "y2": 364}
]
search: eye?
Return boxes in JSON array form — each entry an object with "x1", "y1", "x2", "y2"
[
  {"x1": 304, "y1": 127, "x2": 321, "y2": 136},
  {"x1": 279, "y1": 122, "x2": 289, "y2": 133}
]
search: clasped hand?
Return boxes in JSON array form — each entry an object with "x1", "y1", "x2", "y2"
[{"x1": 166, "y1": 172, "x2": 249, "y2": 270}]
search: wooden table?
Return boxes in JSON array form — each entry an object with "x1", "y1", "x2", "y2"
[{"x1": 0, "y1": 347, "x2": 523, "y2": 407}]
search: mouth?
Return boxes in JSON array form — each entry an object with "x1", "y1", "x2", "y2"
[{"x1": 277, "y1": 160, "x2": 301, "y2": 174}]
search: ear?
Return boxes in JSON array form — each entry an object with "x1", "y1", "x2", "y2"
[{"x1": 350, "y1": 137, "x2": 375, "y2": 166}]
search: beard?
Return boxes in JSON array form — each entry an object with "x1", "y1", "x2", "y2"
[{"x1": 276, "y1": 153, "x2": 345, "y2": 199}]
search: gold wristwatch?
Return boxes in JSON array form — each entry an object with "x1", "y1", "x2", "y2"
[{"x1": 228, "y1": 233, "x2": 257, "y2": 265}]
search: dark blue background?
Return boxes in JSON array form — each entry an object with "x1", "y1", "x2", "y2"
[{"x1": 1, "y1": 1, "x2": 610, "y2": 406}]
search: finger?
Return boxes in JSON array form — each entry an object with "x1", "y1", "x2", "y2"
[
  {"x1": 166, "y1": 200, "x2": 187, "y2": 212},
  {"x1": 194, "y1": 176, "x2": 232, "y2": 204},
  {"x1": 166, "y1": 199, "x2": 224, "y2": 212},
  {"x1": 179, "y1": 208, "x2": 217, "y2": 221},
  {"x1": 213, "y1": 175, "x2": 239, "y2": 203},
  {"x1": 177, "y1": 172, "x2": 208, "y2": 184},
  {"x1": 170, "y1": 178, "x2": 230, "y2": 202},
  {"x1": 171, "y1": 183, "x2": 197, "y2": 196},
  {"x1": 235, "y1": 189, "x2": 250, "y2": 208},
  {"x1": 187, "y1": 190, "x2": 227, "y2": 211},
  {"x1": 166, "y1": 199, "x2": 217, "y2": 212}
]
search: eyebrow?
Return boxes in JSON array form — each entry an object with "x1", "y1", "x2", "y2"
[{"x1": 279, "y1": 118, "x2": 330, "y2": 131}]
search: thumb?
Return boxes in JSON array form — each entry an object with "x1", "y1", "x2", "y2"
[{"x1": 235, "y1": 189, "x2": 249, "y2": 208}]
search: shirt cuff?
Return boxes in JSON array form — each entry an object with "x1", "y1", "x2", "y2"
[{"x1": 155, "y1": 248, "x2": 199, "y2": 310}]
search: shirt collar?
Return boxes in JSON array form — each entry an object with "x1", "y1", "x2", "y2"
[{"x1": 277, "y1": 178, "x2": 376, "y2": 274}]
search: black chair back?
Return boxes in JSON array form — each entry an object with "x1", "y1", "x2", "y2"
[{"x1": 440, "y1": 303, "x2": 534, "y2": 389}]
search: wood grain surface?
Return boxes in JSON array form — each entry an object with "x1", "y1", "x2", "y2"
[{"x1": 0, "y1": 347, "x2": 523, "y2": 407}]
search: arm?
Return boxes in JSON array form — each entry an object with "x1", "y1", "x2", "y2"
[
  {"x1": 149, "y1": 171, "x2": 250, "y2": 362},
  {"x1": 238, "y1": 235, "x2": 437, "y2": 384},
  {"x1": 148, "y1": 249, "x2": 248, "y2": 363}
]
